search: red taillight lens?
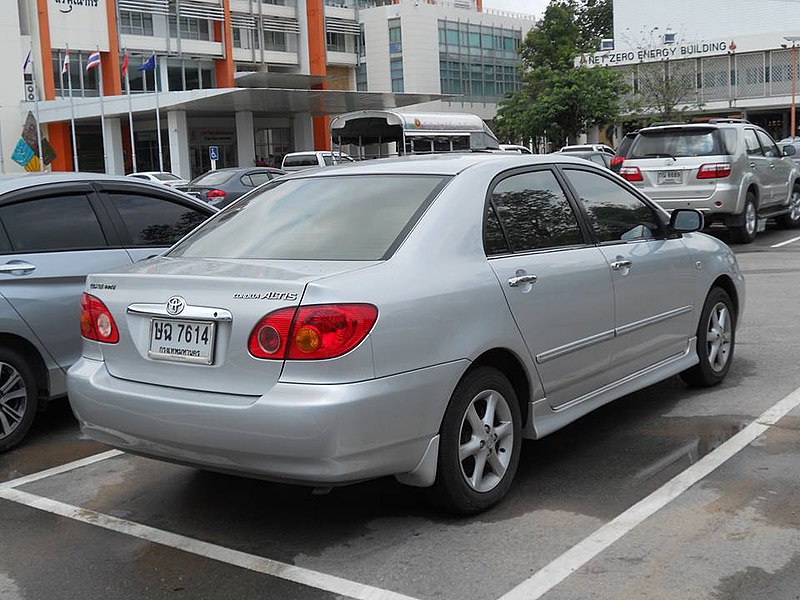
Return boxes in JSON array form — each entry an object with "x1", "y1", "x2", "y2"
[
  {"x1": 610, "y1": 156, "x2": 625, "y2": 167},
  {"x1": 206, "y1": 189, "x2": 226, "y2": 199},
  {"x1": 620, "y1": 166, "x2": 643, "y2": 182},
  {"x1": 247, "y1": 304, "x2": 378, "y2": 360},
  {"x1": 696, "y1": 163, "x2": 732, "y2": 179},
  {"x1": 80, "y1": 293, "x2": 119, "y2": 343}
]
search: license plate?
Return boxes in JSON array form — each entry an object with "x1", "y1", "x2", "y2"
[
  {"x1": 658, "y1": 170, "x2": 683, "y2": 184},
  {"x1": 148, "y1": 319, "x2": 216, "y2": 365}
]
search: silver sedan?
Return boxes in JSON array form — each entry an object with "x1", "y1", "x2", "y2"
[{"x1": 68, "y1": 154, "x2": 744, "y2": 514}]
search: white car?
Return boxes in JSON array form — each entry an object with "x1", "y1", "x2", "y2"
[
  {"x1": 280, "y1": 151, "x2": 355, "y2": 172},
  {"x1": 498, "y1": 144, "x2": 532, "y2": 154},
  {"x1": 560, "y1": 144, "x2": 615, "y2": 156},
  {"x1": 127, "y1": 172, "x2": 189, "y2": 188}
]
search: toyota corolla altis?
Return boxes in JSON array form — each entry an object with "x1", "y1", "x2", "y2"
[{"x1": 68, "y1": 154, "x2": 744, "y2": 514}]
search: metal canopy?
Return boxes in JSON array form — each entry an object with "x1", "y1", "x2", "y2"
[{"x1": 27, "y1": 88, "x2": 450, "y2": 124}]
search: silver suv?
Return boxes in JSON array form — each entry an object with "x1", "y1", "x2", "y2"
[{"x1": 621, "y1": 120, "x2": 800, "y2": 243}]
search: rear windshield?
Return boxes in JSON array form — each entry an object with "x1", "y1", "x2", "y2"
[
  {"x1": 190, "y1": 171, "x2": 235, "y2": 186},
  {"x1": 630, "y1": 129, "x2": 725, "y2": 158},
  {"x1": 154, "y1": 172, "x2": 181, "y2": 181},
  {"x1": 168, "y1": 175, "x2": 449, "y2": 261},
  {"x1": 615, "y1": 135, "x2": 636, "y2": 156},
  {"x1": 283, "y1": 155, "x2": 319, "y2": 167}
]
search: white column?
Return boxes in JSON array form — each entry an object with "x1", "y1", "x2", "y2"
[
  {"x1": 235, "y1": 111, "x2": 255, "y2": 168},
  {"x1": 103, "y1": 117, "x2": 125, "y2": 175},
  {"x1": 292, "y1": 112, "x2": 314, "y2": 152},
  {"x1": 167, "y1": 110, "x2": 191, "y2": 179}
]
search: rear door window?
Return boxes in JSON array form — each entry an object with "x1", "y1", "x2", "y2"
[
  {"x1": 169, "y1": 175, "x2": 448, "y2": 261},
  {"x1": 0, "y1": 194, "x2": 107, "y2": 252},
  {"x1": 489, "y1": 170, "x2": 585, "y2": 252},
  {"x1": 107, "y1": 193, "x2": 210, "y2": 247},
  {"x1": 756, "y1": 131, "x2": 781, "y2": 158}
]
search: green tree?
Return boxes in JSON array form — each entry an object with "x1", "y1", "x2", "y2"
[{"x1": 495, "y1": 0, "x2": 624, "y2": 148}]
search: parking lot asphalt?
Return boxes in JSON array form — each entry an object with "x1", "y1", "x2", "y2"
[{"x1": 1, "y1": 227, "x2": 800, "y2": 600}]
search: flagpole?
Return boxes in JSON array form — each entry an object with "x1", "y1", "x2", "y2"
[
  {"x1": 153, "y1": 53, "x2": 164, "y2": 172},
  {"x1": 29, "y1": 44, "x2": 44, "y2": 172},
  {"x1": 124, "y1": 50, "x2": 137, "y2": 173},
  {"x1": 97, "y1": 49, "x2": 108, "y2": 172},
  {"x1": 66, "y1": 45, "x2": 79, "y2": 171}
]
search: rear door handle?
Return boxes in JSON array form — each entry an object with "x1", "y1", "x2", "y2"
[
  {"x1": 749, "y1": 162, "x2": 758, "y2": 169},
  {"x1": 0, "y1": 261, "x2": 36, "y2": 274},
  {"x1": 610, "y1": 260, "x2": 632, "y2": 271},
  {"x1": 508, "y1": 275, "x2": 537, "y2": 287}
]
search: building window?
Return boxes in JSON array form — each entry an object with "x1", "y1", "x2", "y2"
[
  {"x1": 233, "y1": 27, "x2": 259, "y2": 49},
  {"x1": 356, "y1": 62, "x2": 367, "y2": 91},
  {"x1": 164, "y1": 59, "x2": 215, "y2": 91},
  {"x1": 327, "y1": 31, "x2": 348, "y2": 53},
  {"x1": 52, "y1": 49, "x2": 99, "y2": 97},
  {"x1": 120, "y1": 11, "x2": 154, "y2": 36},
  {"x1": 169, "y1": 16, "x2": 212, "y2": 41},
  {"x1": 263, "y1": 30, "x2": 287, "y2": 51},
  {"x1": 391, "y1": 57, "x2": 404, "y2": 92},
  {"x1": 388, "y1": 19, "x2": 402, "y2": 54},
  {"x1": 255, "y1": 127, "x2": 293, "y2": 166}
]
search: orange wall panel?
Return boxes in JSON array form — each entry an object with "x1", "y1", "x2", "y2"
[
  {"x1": 48, "y1": 123, "x2": 73, "y2": 172},
  {"x1": 214, "y1": 0, "x2": 235, "y2": 88}
]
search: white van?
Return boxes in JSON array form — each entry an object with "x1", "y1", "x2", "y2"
[{"x1": 280, "y1": 151, "x2": 355, "y2": 172}]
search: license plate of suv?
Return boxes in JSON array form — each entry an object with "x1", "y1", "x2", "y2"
[
  {"x1": 148, "y1": 319, "x2": 216, "y2": 364},
  {"x1": 658, "y1": 170, "x2": 683, "y2": 184}
]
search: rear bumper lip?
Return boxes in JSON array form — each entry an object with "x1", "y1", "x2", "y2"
[{"x1": 67, "y1": 357, "x2": 467, "y2": 486}]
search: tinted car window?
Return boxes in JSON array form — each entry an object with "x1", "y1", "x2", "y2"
[
  {"x1": 169, "y1": 175, "x2": 447, "y2": 261},
  {"x1": 756, "y1": 130, "x2": 780, "y2": 158},
  {"x1": 565, "y1": 169, "x2": 660, "y2": 242},
  {"x1": 109, "y1": 193, "x2": 209, "y2": 247},
  {"x1": 484, "y1": 204, "x2": 509, "y2": 256},
  {"x1": 744, "y1": 129, "x2": 762, "y2": 156},
  {"x1": 283, "y1": 155, "x2": 319, "y2": 167},
  {"x1": 491, "y1": 170, "x2": 584, "y2": 252},
  {"x1": 631, "y1": 129, "x2": 723, "y2": 158},
  {"x1": 240, "y1": 175, "x2": 253, "y2": 187},
  {"x1": 0, "y1": 194, "x2": 107, "y2": 252},
  {"x1": 249, "y1": 172, "x2": 271, "y2": 186},
  {"x1": 322, "y1": 155, "x2": 334, "y2": 166}
]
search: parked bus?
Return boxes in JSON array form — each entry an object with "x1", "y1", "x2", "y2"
[{"x1": 329, "y1": 110, "x2": 500, "y2": 159}]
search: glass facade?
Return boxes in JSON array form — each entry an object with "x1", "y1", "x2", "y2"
[
  {"x1": 166, "y1": 58, "x2": 216, "y2": 91},
  {"x1": 388, "y1": 19, "x2": 403, "y2": 93},
  {"x1": 437, "y1": 20, "x2": 521, "y2": 100},
  {"x1": 52, "y1": 49, "x2": 99, "y2": 97},
  {"x1": 356, "y1": 62, "x2": 367, "y2": 91},
  {"x1": 233, "y1": 26, "x2": 288, "y2": 51},
  {"x1": 168, "y1": 16, "x2": 213, "y2": 41},
  {"x1": 120, "y1": 11, "x2": 154, "y2": 36}
]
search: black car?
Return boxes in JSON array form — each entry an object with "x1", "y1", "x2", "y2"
[{"x1": 180, "y1": 167, "x2": 286, "y2": 209}]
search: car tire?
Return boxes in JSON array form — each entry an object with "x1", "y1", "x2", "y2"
[
  {"x1": 777, "y1": 185, "x2": 800, "y2": 228},
  {"x1": 680, "y1": 287, "x2": 736, "y2": 388},
  {"x1": 0, "y1": 347, "x2": 38, "y2": 452},
  {"x1": 730, "y1": 193, "x2": 758, "y2": 244},
  {"x1": 431, "y1": 367, "x2": 522, "y2": 515}
]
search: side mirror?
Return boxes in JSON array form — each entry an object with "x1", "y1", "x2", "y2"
[
  {"x1": 783, "y1": 145, "x2": 797, "y2": 157},
  {"x1": 670, "y1": 209, "x2": 704, "y2": 233}
]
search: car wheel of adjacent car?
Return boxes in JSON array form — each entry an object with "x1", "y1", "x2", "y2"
[
  {"x1": 777, "y1": 185, "x2": 800, "y2": 228},
  {"x1": 680, "y1": 287, "x2": 736, "y2": 388},
  {"x1": 431, "y1": 367, "x2": 521, "y2": 515},
  {"x1": 730, "y1": 193, "x2": 758, "y2": 244},
  {"x1": 0, "y1": 348, "x2": 38, "y2": 452}
]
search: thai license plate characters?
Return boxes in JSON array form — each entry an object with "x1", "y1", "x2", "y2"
[
  {"x1": 148, "y1": 319, "x2": 216, "y2": 364},
  {"x1": 658, "y1": 170, "x2": 683, "y2": 184}
]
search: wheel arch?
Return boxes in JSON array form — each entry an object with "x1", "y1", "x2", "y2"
[
  {"x1": 466, "y1": 348, "x2": 532, "y2": 427},
  {"x1": 0, "y1": 333, "x2": 49, "y2": 399},
  {"x1": 710, "y1": 275, "x2": 739, "y2": 321}
]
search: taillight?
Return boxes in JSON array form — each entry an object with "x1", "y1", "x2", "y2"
[
  {"x1": 206, "y1": 189, "x2": 226, "y2": 199},
  {"x1": 248, "y1": 304, "x2": 378, "y2": 360},
  {"x1": 696, "y1": 163, "x2": 732, "y2": 179},
  {"x1": 610, "y1": 156, "x2": 625, "y2": 167},
  {"x1": 620, "y1": 166, "x2": 643, "y2": 182},
  {"x1": 80, "y1": 293, "x2": 119, "y2": 343}
]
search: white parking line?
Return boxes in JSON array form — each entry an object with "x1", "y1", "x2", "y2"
[
  {"x1": 771, "y1": 234, "x2": 800, "y2": 248},
  {"x1": 0, "y1": 449, "x2": 122, "y2": 490},
  {"x1": 498, "y1": 383, "x2": 800, "y2": 600},
  {"x1": 0, "y1": 467, "x2": 418, "y2": 600}
]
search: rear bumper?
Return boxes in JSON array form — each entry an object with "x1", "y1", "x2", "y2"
[
  {"x1": 67, "y1": 357, "x2": 467, "y2": 486},
  {"x1": 643, "y1": 185, "x2": 740, "y2": 216}
]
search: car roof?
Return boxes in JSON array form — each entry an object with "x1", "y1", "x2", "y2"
[
  {"x1": 0, "y1": 172, "x2": 176, "y2": 196},
  {"x1": 276, "y1": 152, "x2": 599, "y2": 178}
]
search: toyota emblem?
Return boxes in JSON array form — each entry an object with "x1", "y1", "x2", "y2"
[{"x1": 166, "y1": 296, "x2": 186, "y2": 316}]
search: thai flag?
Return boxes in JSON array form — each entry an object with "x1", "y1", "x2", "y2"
[
  {"x1": 61, "y1": 50, "x2": 70, "y2": 76},
  {"x1": 85, "y1": 51, "x2": 101, "y2": 71}
]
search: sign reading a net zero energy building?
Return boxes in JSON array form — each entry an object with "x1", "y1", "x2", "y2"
[
  {"x1": 48, "y1": 0, "x2": 109, "y2": 52},
  {"x1": 578, "y1": 40, "x2": 733, "y2": 67}
]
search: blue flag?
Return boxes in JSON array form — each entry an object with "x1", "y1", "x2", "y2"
[
  {"x1": 138, "y1": 54, "x2": 156, "y2": 72},
  {"x1": 11, "y1": 139, "x2": 35, "y2": 167}
]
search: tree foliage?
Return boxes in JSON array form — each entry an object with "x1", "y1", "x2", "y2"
[{"x1": 495, "y1": 0, "x2": 623, "y2": 148}]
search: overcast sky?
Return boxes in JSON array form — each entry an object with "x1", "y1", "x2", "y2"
[{"x1": 483, "y1": 0, "x2": 549, "y2": 19}]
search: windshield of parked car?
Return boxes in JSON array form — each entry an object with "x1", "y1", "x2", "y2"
[
  {"x1": 168, "y1": 175, "x2": 449, "y2": 261},
  {"x1": 154, "y1": 173, "x2": 182, "y2": 181},
  {"x1": 189, "y1": 171, "x2": 236, "y2": 186},
  {"x1": 630, "y1": 129, "x2": 725, "y2": 158}
]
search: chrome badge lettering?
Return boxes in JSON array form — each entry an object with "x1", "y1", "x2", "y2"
[{"x1": 233, "y1": 292, "x2": 299, "y2": 301}]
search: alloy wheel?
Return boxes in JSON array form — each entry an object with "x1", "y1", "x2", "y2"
[
  {"x1": 458, "y1": 389, "x2": 514, "y2": 493},
  {"x1": 706, "y1": 302, "x2": 733, "y2": 372},
  {"x1": 745, "y1": 202, "x2": 757, "y2": 236},
  {"x1": 790, "y1": 190, "x2": 800, "y2": 222},
  {"x1": 0, "y1": 362, "x2": 27, "y2": 440}
]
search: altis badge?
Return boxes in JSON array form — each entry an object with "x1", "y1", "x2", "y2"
[{"x1": 233, "y1": 292, "x2": 299, "y2": 301}]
